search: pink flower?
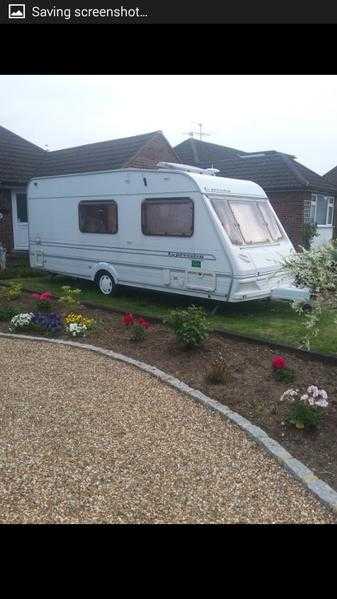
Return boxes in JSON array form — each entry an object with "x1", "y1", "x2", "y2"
[{"x1": 272, "y1": 355, "x2": 286, "y2": 370}]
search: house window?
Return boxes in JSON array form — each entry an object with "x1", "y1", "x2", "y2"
[
  {"x1": 79, "y1": 201, "x2": 118, "y2": 234},
  {"x1": 311, "y1": 194, "x2": 334, "y2": 226},
  {"x1": 16, "y1": 193, "x2": 28, "y2": 223},
  {"x1": 141, "y1": 198, "x2": 194, "y2": 237}
]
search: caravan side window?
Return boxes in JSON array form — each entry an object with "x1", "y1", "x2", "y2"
[
  {"x1": 79, "y1": 201, "x2": 118, "y2": 234},
  {"x1": 141, "y1": 198, "x2": 194, "y2": 237}
]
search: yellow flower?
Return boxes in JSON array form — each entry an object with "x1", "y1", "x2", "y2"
[{"x1": 64, "y1": 313, "x2": 94, "y2": 329}]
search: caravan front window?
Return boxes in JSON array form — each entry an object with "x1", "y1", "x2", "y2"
[{"x1": 210, "y1": 196, "x2": 283, "y2": 245}]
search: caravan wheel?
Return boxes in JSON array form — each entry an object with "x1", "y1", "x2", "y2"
[{"x1": 96, "y1": 271, "x2": 117, "y2": 296}]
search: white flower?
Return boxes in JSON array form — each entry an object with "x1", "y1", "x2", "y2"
[
  {"x1": 315, "y1": 398, "x2": 329, "y2": 408},
  {"x1": 9, "y1": 312, "x2": 34, "y2": 331},
  {"x1": 280, "y1": 388, "x2": 299, "y2": 402},
  {"x1": 65, "y1": 322, "x2": 87, "y2": 337}
]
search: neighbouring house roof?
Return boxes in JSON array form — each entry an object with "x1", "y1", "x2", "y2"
[
  {"x1": 0, "y1": 127, "x2": 176, "y2": 185},
  {"x1": 0, "y1": 125, "x2": 46, "y2": 186},
  {"x1": 174, "y1": 138, "x2": 337, "y2": 194},
  {"x1": 174, "y1": 137, "x2": 246, "y2": 165},
  {"x1": 323, "y1": 165, "x2": 337, "y2": 188},
  {"x1": 36, "y1": 130, "x2": 170, "y2": 177}
]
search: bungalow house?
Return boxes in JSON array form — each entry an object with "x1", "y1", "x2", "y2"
[
  {"x1": 175, "y1": 138, "x2": 337, "y2": 249},
  {"x1": 0, "y1": 126, "x2": 178, "y2": 254},
  {"x1": 0, "y1": 126, "x2": 46, "y2": 252}
]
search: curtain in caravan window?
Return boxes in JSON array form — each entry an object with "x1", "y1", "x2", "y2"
[
  {"x1": 142, "y1": 199, "x2": 194, "y2": 236},
  {"x1": 229, "y1": 201, "x2": 271, "y2": 244},
  {"x1": 258, "y1": 202, "x2": 283, "y2": 241},
  {"x1": 211, "y1": 198, "x2": 244, "y2": 245},
  {"x1": 79, "y1": 201, "x2": 118, "y2": 234}
]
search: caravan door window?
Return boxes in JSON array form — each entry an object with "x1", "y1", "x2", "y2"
[
  {"x1": 142, "y1": 198, "x2": 194, "y2": 237},
  {"x1": 210, "y1": 196, "x2": 283, "y2": 245},
  {"x1": 79, "y1": 201, "x2": 118, "y2": 234}
]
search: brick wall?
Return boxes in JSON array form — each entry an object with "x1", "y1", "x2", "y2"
[
  {"x1": 127, "y1": 132, "x2": 179, "y2": 168},
  {"x1": 268, "y1": 190, "x2": 307, "y2": 249},
  {"x1": 0, "y1": 189, "x2": 13, "y2": 252}
]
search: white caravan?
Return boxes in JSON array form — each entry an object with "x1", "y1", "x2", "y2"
[{"x1": 27, "y1": 162, "x2": 310, "y2": 303}]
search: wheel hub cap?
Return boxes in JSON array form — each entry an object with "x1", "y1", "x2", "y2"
[{"x1": 100, "y1": 275, "x2": 112, "y2": 294}]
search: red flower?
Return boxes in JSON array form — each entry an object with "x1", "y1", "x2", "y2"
[
  {"x1": 272, "y1": 355, "x2": 286, "y2": 370},
  {"x1": 32, "y1": 291, "x2": 53, "y2": 301},
  {"x1": 137, "y1": 317, "x2": 150, "y2": 329},
  {"x1": 122, "y1": 312, "x2": 134, "y2": 326},
  {"x1": 40, "y1": 291, "x2": 53, "y2": 300}
]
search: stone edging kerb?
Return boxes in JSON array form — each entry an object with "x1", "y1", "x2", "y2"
[{"x1": 1, "y1": 331, "x2": 337, "y2": 516}]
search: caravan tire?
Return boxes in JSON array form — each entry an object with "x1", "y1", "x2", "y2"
[{"x1": 96, "y1": 271, "x2": 117, "y2": 296}]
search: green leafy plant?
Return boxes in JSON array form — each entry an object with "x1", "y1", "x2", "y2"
[
  {"x1": 283, "y1": 242, "x2": 337, "y2": 294},
  {"x1": 32, "y1": 291, "x2": 54, "y2": 313},
  {"x1": 58, "y1": 285, "x2": 81, "y2": 309},
  {"x1": 287, "y1": 402, "x2": 322, "y2": 430},
  {"x1": 205, "y1": 353, "x2": 232, "y2": 384},
  {"x1": 303, "y1": 222, "x2": 319, "y2": 250},
  {"x1": 280, "y1": 386, "x2": 328, "y2": 430},
  {"x1": 273, "y1": 367, "x2": 296, "y2": 383},
  {"x1": 0, "y1": 306, "x2": 21, "y2": 321},
  {"x1": 130, "y1": 323, "x2": 147, "y2": 342},
  {"x1": 121, "y1": 313, "x2": 150, "y2": 342},
  {"x1": 164, "y1": 305, "x2": 209, "y2": 348},
  {"x1": 0, "y1": 281, "x2": 24, "y2": 301}
]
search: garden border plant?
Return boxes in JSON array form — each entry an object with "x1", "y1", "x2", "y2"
[
  {"x1": 282, "y1": 241, "x2": 337, "y2": 351},
  {"x1": 1, "y1": 330, "x2": 337, "y2": 516},
  {"x1": 2, "y1": 279, "x2": 337, "y2": 364}
]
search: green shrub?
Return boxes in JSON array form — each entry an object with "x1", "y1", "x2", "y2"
[
  {"x1": 164, "y1": 305, "x2": 209, "y2": 348},
  {"x1": 58, "y1": 285, "x2": 81, "y2": 308},
  {"x1": 0, "y1": 282, "x2": 24, "y2": 301},
  {"x1": 280, "y1": 386, "x2": 328, "y2": 430},
  {"x1": 0, "y1": 306, "x2": 21, "y2": 321},
  {"x1": 302, "y1": 222, "x2": 319, "y2": 250},
  {"x1": 205, "y1": 353, "x2": 232, "y2": 384},
  {"x1": 273, "y1": 367, "x2": 296, "y2": 383},
  {"x1": 287, "y1": 401, "x2": 322, "y2": 430},
  {"x1": 130, "y1": 323, "x2": 147, "y2": 342},
  {"x1": 283, "y1": 242, "x2": 337, "y2": 293}
]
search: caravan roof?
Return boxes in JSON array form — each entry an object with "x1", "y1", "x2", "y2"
[{"x1": 28, "y1": 163, "x2": 267, "y2": 200}]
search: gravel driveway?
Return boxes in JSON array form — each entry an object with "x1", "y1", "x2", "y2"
[{"x1": 0, "y1": 337, "x2": 335, "y2": 524}]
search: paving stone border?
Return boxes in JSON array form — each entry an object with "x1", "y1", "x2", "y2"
[{"x1": 1, "y1": 330, "x2": 337, "y2": 516}]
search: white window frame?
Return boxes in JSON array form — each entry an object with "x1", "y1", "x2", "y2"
[{"x1": 310, "y1": 194, "x2": 335, "y2": 227}]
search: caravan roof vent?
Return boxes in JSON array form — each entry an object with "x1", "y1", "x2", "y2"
[{"x1": 157, "y1": 162, "x2": 219, "y2": 176}]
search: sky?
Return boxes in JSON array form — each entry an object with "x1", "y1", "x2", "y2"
[{"x1": 1, "y1": 74, "x2": 337, "y2": 175}]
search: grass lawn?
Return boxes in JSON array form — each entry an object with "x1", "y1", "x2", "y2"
[{"x1": 4, "y1": 273, "x2": 337, "y2": 355}]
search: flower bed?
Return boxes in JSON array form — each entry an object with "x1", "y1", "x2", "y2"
[{"x1": 1, "y1": 288, "x2": 337, "y2": 491}]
